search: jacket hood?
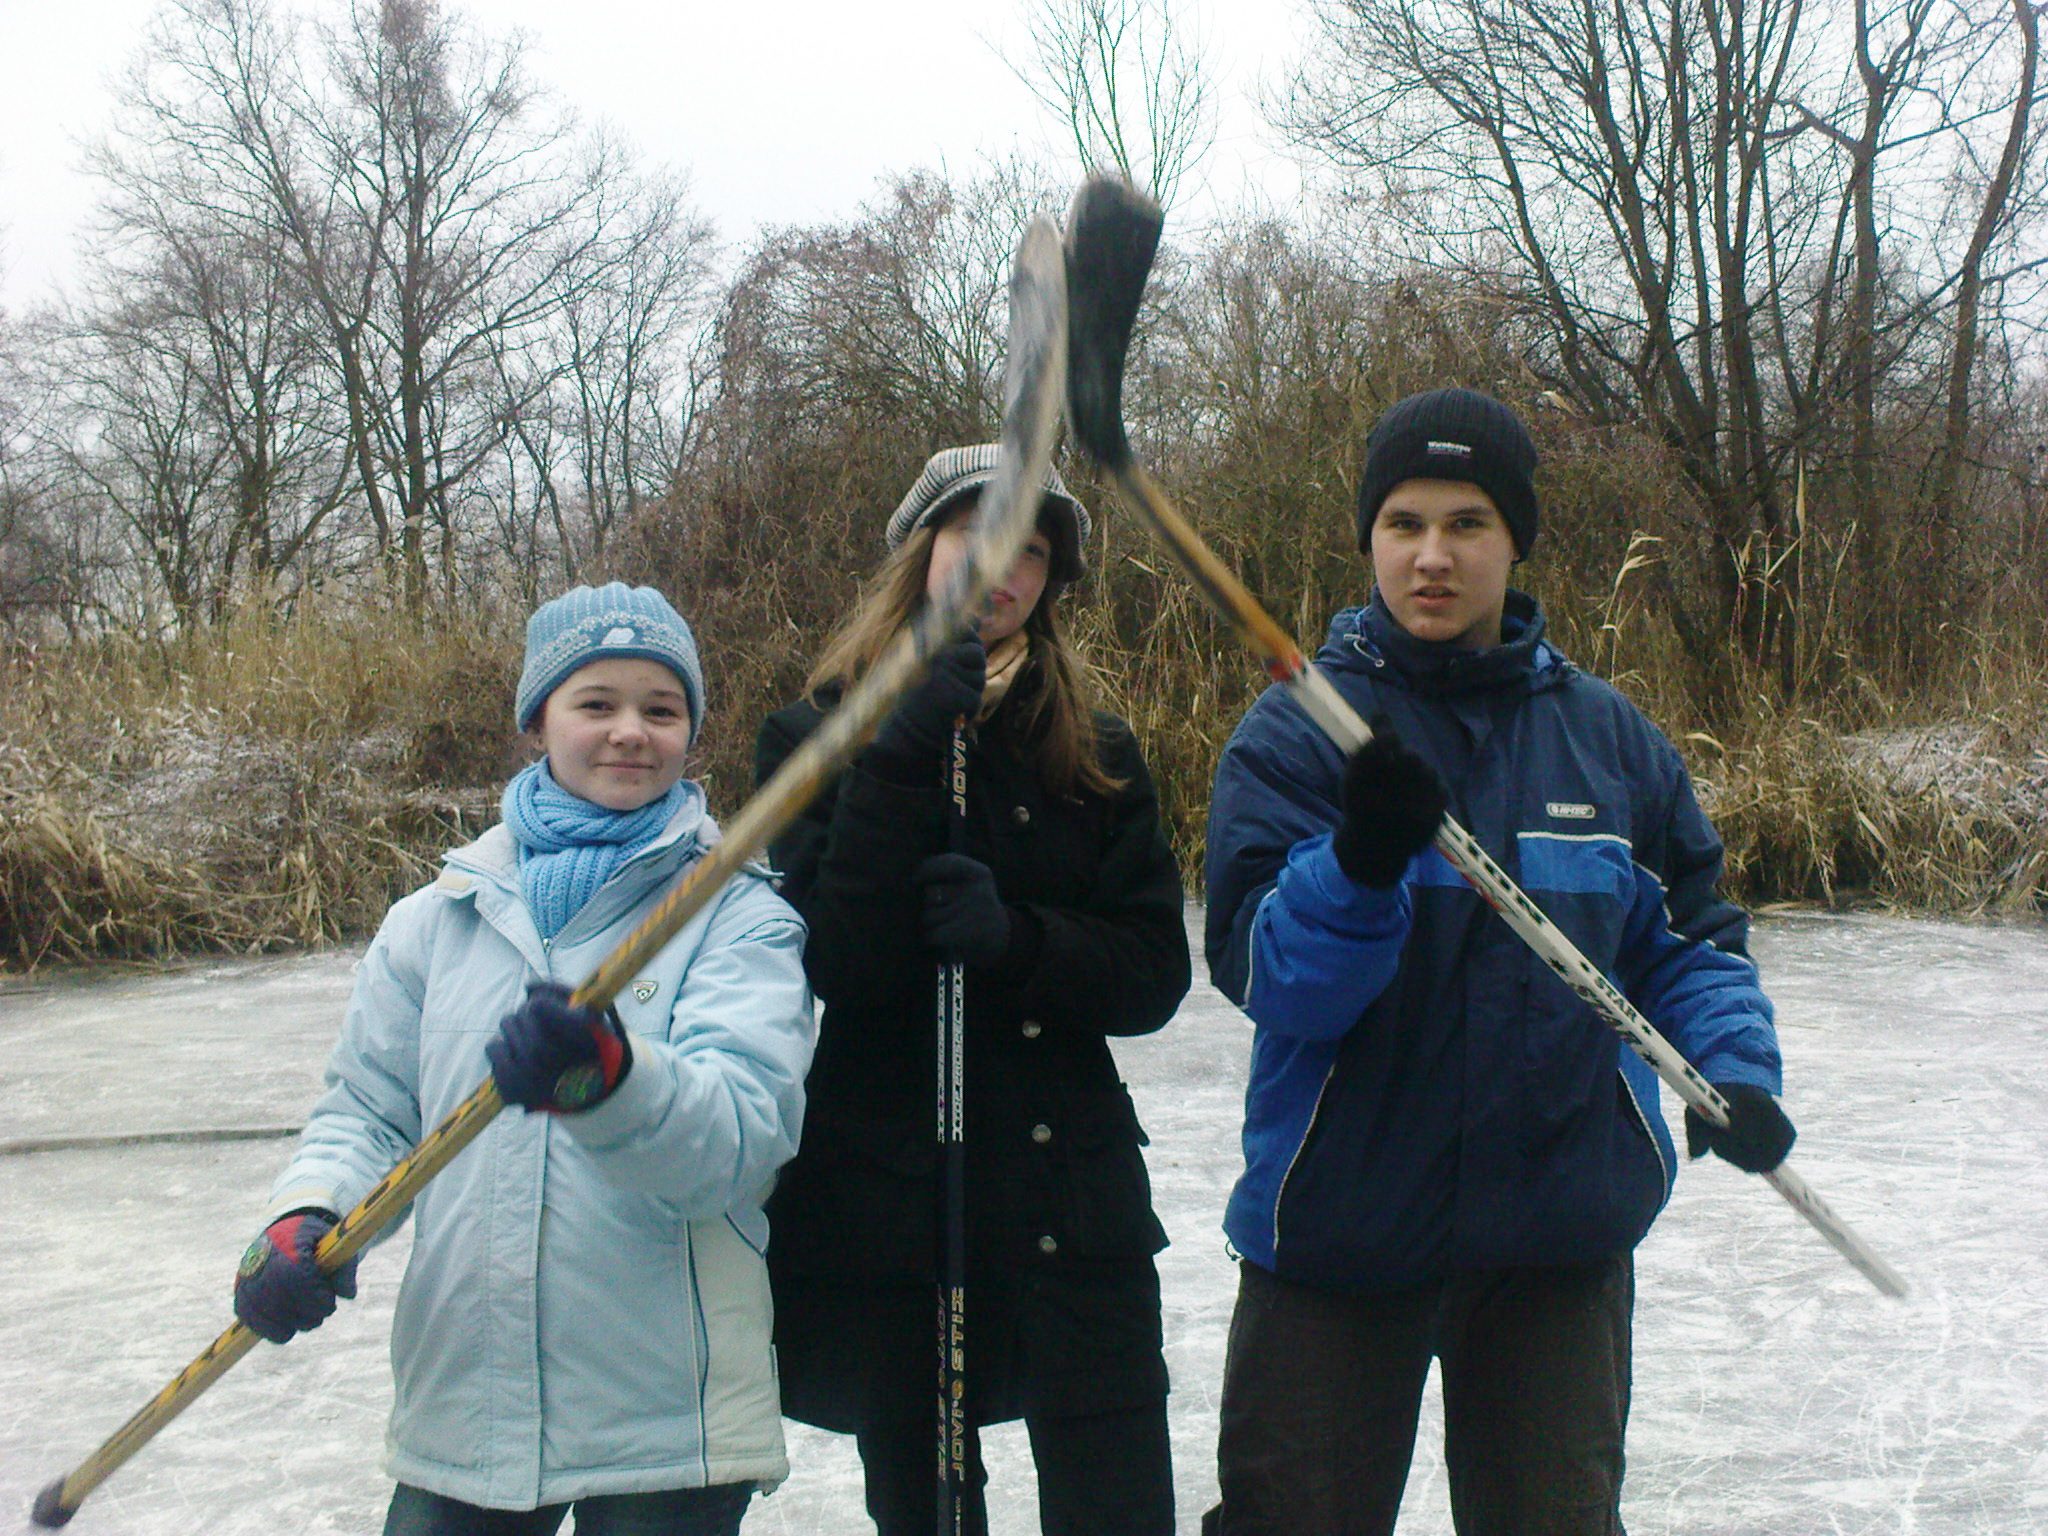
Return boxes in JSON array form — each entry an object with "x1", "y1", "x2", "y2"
[{"x1": 1317, "y1": 589, "x2": 1568, "y2": 698}]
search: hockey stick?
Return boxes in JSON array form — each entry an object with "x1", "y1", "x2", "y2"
[
  {"x1": 937, "y1": 723, "x2": 969, "y2": 1535},
  {"x1": 1060, "y1": 174, "x2": 1906, "y2": 1300},
  {"x1": 30, "y1": 214, "x2": 1070, "y2": 1531}
]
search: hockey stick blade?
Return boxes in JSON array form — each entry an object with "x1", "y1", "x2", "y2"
[
  {"x1": 28, "y1": 216, "x2": 1071, "y2": 1530},
  {"x1": 31, "y1": 1482, "x2": 72, "y2": 1529},
  {"x1": 1064, "y1": 175, "x2": 1162, "y2": 472}
]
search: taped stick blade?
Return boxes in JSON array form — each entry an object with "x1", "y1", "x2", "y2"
[
  {"x1": 964, "y1": 217, "x2": 1070, "y2": 588},
  {"x1": 1063, "y1": 175, "x2": 1163, "y2": 470},
  {"x1": 31, "y1": 1478, "x2": 75, "y2": 1528}
]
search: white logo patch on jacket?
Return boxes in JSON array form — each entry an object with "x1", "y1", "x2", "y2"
[{"x1": 1546, "y1": 801, "x2": 1596, "y2": 820}]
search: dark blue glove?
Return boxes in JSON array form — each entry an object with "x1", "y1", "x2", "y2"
[
  {"x1": 486, "y1": 981, "x2": 633, "y2": 1114},
  {"x1": 1331, "y1": 716, "x2": 1449, "y2": 887},
  {"x1": 870, "y1": 638, "x2": 985, "y2": 770},
  {"x1": 915, "y1": 852, "x2": 1013, "y2": 968},
  {"x1": 233, "y1": 1208, "x2": 359, "y2": 1344},
  {"x1": 1686, "y1": 1082, "x2": 1797, "y2": 1173}
]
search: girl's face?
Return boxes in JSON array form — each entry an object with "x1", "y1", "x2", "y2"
[
  {"x1": 923, "y1": 500, "x2": 1055, "y2": 645},
  {"x1": 1369, "y1": 479, "x2": 1517, "y2": 650},
  {"x1": 535, "y1": 657, "x2": 694, "y2": 810}
]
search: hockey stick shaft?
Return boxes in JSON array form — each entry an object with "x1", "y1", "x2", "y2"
[
  {"x1": 1060, "y1": 176, "x2": 1905, "y2": 1300},
  {"x1": 937, "y1": 723, "x2": 969, "y2": 1535},
  {"x1": 33, "y1": 215, "x2": 1070, "y2": 1530}
]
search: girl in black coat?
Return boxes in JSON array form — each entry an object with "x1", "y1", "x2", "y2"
[{"x1": 754, "y1": 445, "x2": 1190, "y2": 1536}]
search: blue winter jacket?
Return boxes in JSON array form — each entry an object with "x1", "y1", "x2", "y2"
[
  {"x1": 1205, "y1": 593, "x2": 1781, "y2": 1289},
  {"x1": 268, "y1": 787, "x2": 814, "y2": 1509}
]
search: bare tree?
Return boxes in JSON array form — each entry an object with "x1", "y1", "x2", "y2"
[
  {"x1": 1010, "y1": 0, "x2": 1215, "y2": 209},
  {"x1": 45, "y1": 294, "x2": 234, "y2": 625},
  {"x1": 1930, "y1": 0, "x2": 2042, "y2": 519},
  {"x1": 104, "y1": 0, "x2": 622, "y2": 610},
  {"x1": 545, "y1": 158, "x2": 717, "y2": 572},
  {"x1": 1282, "y1": 0, "x2": 2047, "y2": 691},
  {"x1": 0, "y1": 313, "x2": 89, "y2": 636},
  {"x1": 714, "y1": 163, "x2": 1051, "y2": 461}
]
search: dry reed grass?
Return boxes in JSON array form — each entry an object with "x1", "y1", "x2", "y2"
[
  {"x1": 0, "y1": 596, "x2": 514, "y2": 967},
  {"x1": 4, "y1": 502, "x2": 2042, "y2": 970}
]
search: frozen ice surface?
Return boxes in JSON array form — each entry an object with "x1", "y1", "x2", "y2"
[{"x1": 1, "y1": 910, "x2": 2043, "y2": 1534}]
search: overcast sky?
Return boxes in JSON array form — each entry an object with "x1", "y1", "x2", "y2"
[{"x1": 0, "y1": 0, "x2": 1317, "y2": 314}]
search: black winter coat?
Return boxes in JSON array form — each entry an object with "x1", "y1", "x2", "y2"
[{"x1": 754, "y1": 676, "x2": 1190, "y2": 1426}]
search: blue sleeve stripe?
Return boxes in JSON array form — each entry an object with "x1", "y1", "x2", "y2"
[
  {"x1": 1619, "y1": 854, "x2": 1780, "y2": 1091},
  {"x1": 1243, "y1": 837, "x2": 1411, "y2": 1040}
]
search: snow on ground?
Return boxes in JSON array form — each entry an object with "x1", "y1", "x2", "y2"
[{"x1": 1, "y1": 910, "x2": 2044, "y2": 1534}]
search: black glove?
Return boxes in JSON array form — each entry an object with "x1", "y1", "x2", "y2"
[
  {"x1": 915, "y1": 852, "x2": 1014, "y2": 968},
  {"x1": 870, "y1": 638, "x2": 985, "y2": 770},
  {"x1": 233, "y1": 1208, "x2": 359, "y2": 1344},
  {"x1": 486, "y1": 981, "x2": 633, "y2": 1114},
  {"x1": 1685, "y1": 1082, "x2": 1796, "y2": 1173},
  {"x1": 1330, "y1": 717, "x2": 1449, "y2": 887}
]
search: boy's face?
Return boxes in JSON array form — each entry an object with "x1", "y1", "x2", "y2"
[
  {"x1": 1369, "y1": 479, "x2": 1517, "y2": 650},
  {"x1": 535, "y1": 657, "x2": 694, "y2": 811}
]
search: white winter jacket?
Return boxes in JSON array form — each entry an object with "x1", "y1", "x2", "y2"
[{"x1": 268, "y1": 791, "x2": 813, "y2": 1509}]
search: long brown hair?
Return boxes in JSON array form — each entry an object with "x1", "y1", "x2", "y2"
[{"x1": 805, "y1": 515, "x2": 1124, "y2": 799}]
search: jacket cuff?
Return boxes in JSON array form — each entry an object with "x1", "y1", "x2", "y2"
[
  {"x1": 559, "y1": 1034, "x2": 670, "y2": 1147},
  {"x1": 974, "y1": 903, "x2": 1045, "y2": 989},
  {"x1": 1692, "y1": 1051, "x2": 1782, "y2": 1098},
  {"x1": 264, "y1": 1189, "x2": 342, "y2": 1226}
]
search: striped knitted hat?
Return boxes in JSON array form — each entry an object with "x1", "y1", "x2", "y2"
[
  {"x1": 515, "y1": 583, "x2": 705, "y2": 732},
  {"x1": 884, "y1": 444, "x2": 1092, "y2": 582}
]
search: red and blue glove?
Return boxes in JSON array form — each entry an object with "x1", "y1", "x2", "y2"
[
  {"x1": 233, "y1": 1209, "x2": 359, "y2": 1344},
  {"x1": 486, "y1": 981, "x2": 633, "y2": 1114}
]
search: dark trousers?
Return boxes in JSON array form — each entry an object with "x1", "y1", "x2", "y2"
[
  {"x1": 856, "y1": 1396, "x2": 1175, "y2": 1536},
  {"x1": 382, "y1": 1482, "x2": 750, "y2": 1536},
  {"x1": 1209, "y1": 1255, "x2": 1633, "y2": 1536}
]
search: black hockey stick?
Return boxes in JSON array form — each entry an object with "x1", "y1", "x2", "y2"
[
  {"x1": 937, "y1": 721, "x2": 969, "y2": 1535},
  {"x1": 30, "y1": 214, "x2": 1071, "y2": 1530},
  {"x1": 1060, "y1": 173, "x2": 1905, "y2": 1299}
]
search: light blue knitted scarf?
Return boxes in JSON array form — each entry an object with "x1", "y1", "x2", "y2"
[{"x1": 501, "y1": 760, "x2": 693, "y2": 942}]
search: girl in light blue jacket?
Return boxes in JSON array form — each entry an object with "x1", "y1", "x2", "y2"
[{"x1": 231, "y1": 584, "x2": 814, "y2": 1536}]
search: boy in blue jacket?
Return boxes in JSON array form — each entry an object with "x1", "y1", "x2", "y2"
[{"x1": 1201, "y1": 388, "x2": 1796, "y2": 1535}]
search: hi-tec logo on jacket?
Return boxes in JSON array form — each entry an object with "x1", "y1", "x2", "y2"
[{"x1": 1546, "y1": 802, "x2": 1596, "y2": 819}]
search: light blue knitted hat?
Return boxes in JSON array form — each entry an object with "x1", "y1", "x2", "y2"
[{"x1": 515, "y1": 583, "x2": 705, "y2": 731}]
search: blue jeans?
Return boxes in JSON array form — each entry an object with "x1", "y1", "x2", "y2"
[{"x1": 381, "y1": 1482, "x2": 751, "y2": 1536}]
